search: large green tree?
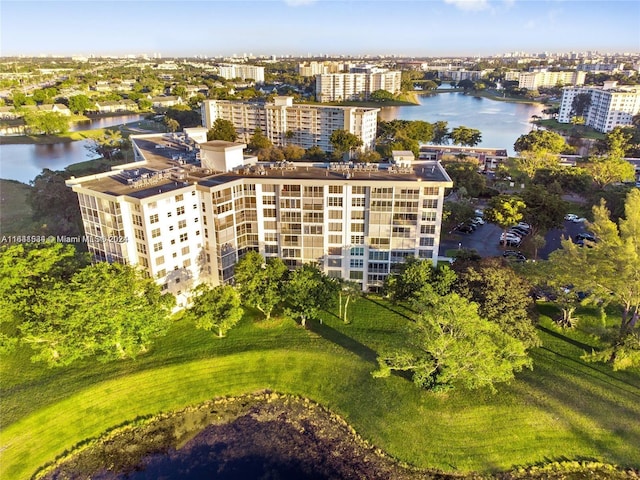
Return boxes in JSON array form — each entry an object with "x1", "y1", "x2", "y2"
[
  {"x1": 284, "y1": 264, "x2": 337, "y2": 327},
  {"x1": 234, "y1": 251, "x2": 287, "y2": 320},
  {"x1": 374, "y1": 291, "x2": 531, "y2": 392},
  {"x1": 187, "y1": 284, "x2": 243, "y2": 338},
  {"x1": 514, "y1": 130, "x2": 567, "y2": 154},
  {"x1": 207, "y1": 118, "x2": 238, "y2": 142},
  {"x1": 485, "y1": 194, "x2": 526, "y2": 239},
  {"x1": 0, "y1": 244, "x2": 174, "y2": 366},
  {"x1": 521, "y1": 183, "x2": 566, "y2": 235},
  {"x1": 248, "y1": 127, "x2": 272, "y2": 151},
  {"x1": 455, "y1": 258, "x2": 540, "y2": 349},
  {"x1": 449, "y1": 126, "x2": 482, "y2": 147},
  {"x1": 24, "y1": 111, "x2": 69, "y2": 135},
  {"x1": 329, "y1": 129, "x2": 363, "y2": 158},
  {"x1": 68, "y1": 94, "x2": 94, "y2": 114}
]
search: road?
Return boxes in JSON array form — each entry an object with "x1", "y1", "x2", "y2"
[{"x1": 440, "y1": 219, "x2": 587, "y2": 260}]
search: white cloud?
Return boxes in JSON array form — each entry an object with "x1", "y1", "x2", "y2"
[
  {"x1": 283, "y1": 0, "x2": 317, "y2": 6},
  {"x1": 444, "y1": 0, "x2": 490, "y2": 11}
]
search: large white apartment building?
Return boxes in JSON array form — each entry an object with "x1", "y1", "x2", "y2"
[
  {"x1": 558, "y1": 82, "x2": 640, "y2": 132},
  {"x1": 201, "y1": 96, "x2": 379, "y2": 153},
  {"x1": 216, "y1": 64, "x2": 265, "y2": 83},
  {"x1": 315, "y1": 71, "x2": 402, "y2": 102},
  {"x1": 66, "y1": 134, "x2": 452, "y2": 304},
  {"x1": 518, "y1": 71, "x2": 586, "y2": 90}
]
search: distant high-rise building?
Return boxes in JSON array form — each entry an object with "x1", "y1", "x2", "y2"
[
  {"x1": 216, "y1": 64, "x2": 265, "y2": 83},
  {"x1": 315, "y1": 70, "x2": 401, "y2": 102}
]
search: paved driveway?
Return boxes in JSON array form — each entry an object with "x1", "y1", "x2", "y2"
[{"x1": 440, "y1": 219, "x2": 588, "y2": 260}]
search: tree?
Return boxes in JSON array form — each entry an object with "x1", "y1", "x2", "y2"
[
  {"x1": 370, "y1": 89, "x2": 395, "y2": 101},
  {"x1": 281, "y1": 144, "x2": 305, "y2": 161},
  {"x1": 248, "y1": 127, "x2": 272, "y2": 151},
  {"x1": 234, "y1": 252, "x2": 287, "y2": 320},
  {"x1": 329, "y1": 129, "x2": 363, "y2": 158},
  {"x1": 28, "y1": 169, "x2": 83, "y2": 236},
  {"x1": 449, "y1": 126, "x2": 482, "y2": 147},
  {"x1": 515, "y1": 150, "x2": 561, "y2": 179},
  {"x1": 67, "y1": 94, "x2": 94, "y2": 114},
  {"x1": 0, "y1": 244, "x2": 174, "y2": 366},
  {"x1": 457, "y1": 79, "x2": 476, "y2": 91},
  {"x1": 164, "y1": 117, "x2": 180, "y2": 133},
  {"x1": 548, "y1": 190, "x2": 640, "y2": 367},
  {"x1": 441, "y1": 162, "x2": 486, "y2": 197},
  {"x1": 384, "y1": 258, "x2": 455, "y2": 303},
  {"x1": 339, "y1": 280, "x2": 361, "y2": 324},
  {"x1": 521, "y1": 184, "x2": 566, "y2": 235},
  {"x1": 87, "y1": 128, "x2": 124, "y2": 160},
  {"x1": 284, "y1": 264, "x2": 336, "y2": 327},
  {"x1": 188, "y1": 284, "x2": 243, "y2": 338},
  {"x1": 24, "y1": 111, "x2": 69, "y2": 135},
  {"x1": 602, "y1": 126, "x2": 635, "y2": 160},
  {"x1": 305, "y1": 146, "x2": 326, "y2": 161},
  {"x1": 514, "y1": 130, "x2": 567, "y2": 154},
  {"x1": 207, "y1": 118, "x2": 237, "y2": 142},
  {"x1": 570, "y1": 92, "x2": 592, "y2": 121},
  {"x1": 353, "y1": 149, "x2": 381, "y2": 163},
  {"x1": 432, "y1": 121, "x2": 450, "y2": 145},
  {"x1": 374, "y1": 292, "x2": 531, "y2": 393},
  {"x1": 455, "y1": 258, "x2": 540, "y2": 349},
  {"x1": 583, "y1": 157, "x2": 635, "y2": 188},
  {"x1": 485, "y1": 194, "x2": 526, "y2": 240}
]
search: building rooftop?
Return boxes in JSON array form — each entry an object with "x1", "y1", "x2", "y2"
[{"x1": 67, "y1": 134, "x2": 452, "y2": 199}]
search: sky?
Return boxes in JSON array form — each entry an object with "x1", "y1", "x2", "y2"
[{"x1": 1, "y1": 0, "x2": 639, "y2": 57}]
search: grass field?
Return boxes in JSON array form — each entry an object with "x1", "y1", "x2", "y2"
[
  {"x1": 0, "y1": 179, "x2": 41, "y2": 236},
  {"x1": 1, "y1": 299, "x2": 639, "y2": 480}
]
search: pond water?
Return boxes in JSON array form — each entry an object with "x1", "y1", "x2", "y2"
[
  {"x1": 0, "y1": 114, "x2": 146, "y2": 184},
  {"x1": 379, "y1": 92, "x2": 545, "y2": 156}
]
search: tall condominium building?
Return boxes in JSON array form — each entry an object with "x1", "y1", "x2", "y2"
[
  {"x1": 66, "y1": 134, "x2": 452, "y2": 304},
  {"x1": 216, "y1": 64, "x2": 265, "y2": 83},
  {"x1": 315, "y1": 71, "x2": 402, "y2": 102},
  {"x1": 518, "y1": 71, "x2": 586, "y2": 90},
  {"x1": 201, "y1": 96, "x2": 379, "y2": 153},
  {"x1": 558, "y1": 82, "x2": 640, "y2": 133},
  {"x1": 297, "y1": 61, "x2": 344, "y2": 77}
]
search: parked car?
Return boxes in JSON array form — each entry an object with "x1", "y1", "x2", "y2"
[
  {"x1": 474, "y1": 209, "x2": 484, "y2": 217},
  {"x1": 564, "y1": 213, "x2": 578, "y2": 221},
  {"x1": 573, "y1": 217, "x2": 587, "y2": 223},
  {"x1": 500, "y1": 233, "x2": 522, "y2": 246},
  {"x1": 516, "y1": 222, "x2": 531, "y2": 231},
  {"x1": 509, "y1": 227, "x2": 529, "y2": 237},
  {"x1": 456, "y1": 223, "x2": 474, "y2": 234},
  {"x1": 471, "y1": 216, "x2": 485, "y2": 225},
  {"x1": 575, "y1": 233, "x2": 596, "y2": 242},
  {"x1": 503, "y1": 250, "x2": 526, "y2": 262}
]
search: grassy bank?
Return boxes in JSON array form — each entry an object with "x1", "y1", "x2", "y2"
[
  {"x1": 536, "y1": 119, "x2": 606, "y2": 140},
  {"x1": 0, "y1": 179, "x2": 41, "y2": 236},
  {"x1": 1, "y1": 298, "x2": 639, "y2": 479}
]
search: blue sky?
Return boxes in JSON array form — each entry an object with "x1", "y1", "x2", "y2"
[{"x1": 1, "y1": 0, "x2": 638, "y2": 57}]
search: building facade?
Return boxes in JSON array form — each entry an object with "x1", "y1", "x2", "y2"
[
  {"x1": 66, "y1": 134, "x2": 452, "y2": 304},
  {"x1": 558, "y1": 82, "x2": 640, "y2": 132},
  {"x1": 518, "y1": 71, "x2": 586, "y2": 90},
  {"x1": 201, "y1": 96, "x2": 379, "y2": 153},
  {"x1": 216, "y1": 64, "x2": 265, "y2": 83},
  {"x1": 315, "y1": 71, "x2": 402, "y2": 102}
]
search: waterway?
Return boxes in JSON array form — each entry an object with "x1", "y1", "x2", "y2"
[
  {"x1": 0, "y1": 114, "x2": 146, "y2": 183},
  {"x1": 379, "y1": 92, "x2": 545, "y2": 156},
  {"x1": 0, "y1": 95, "x2": 544, "y2": 184}
]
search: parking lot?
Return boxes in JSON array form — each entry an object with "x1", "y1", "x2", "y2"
[{"x1": 440, "y1": 218, "x2": 588, "y2": 261}]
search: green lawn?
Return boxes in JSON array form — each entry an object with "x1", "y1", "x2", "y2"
[
  {"x1": 0, "y1": 179, "x2": 41, "y2": 236},
  {"x1": 1, "y1": 299, "x2": 639, "y2": 480}
]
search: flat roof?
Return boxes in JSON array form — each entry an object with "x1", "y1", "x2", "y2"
[{"x1": 69, "y1": 135, "x2": 452, "y2": 199}]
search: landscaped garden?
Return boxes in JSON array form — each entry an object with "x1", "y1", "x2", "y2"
[{"x1": 2, "y1": 296, "x2": 639, "y2": 479}]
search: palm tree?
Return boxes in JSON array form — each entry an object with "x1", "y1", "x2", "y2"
[{"x1": 340, "y1": 281, "x2": 361, "y2": 324}]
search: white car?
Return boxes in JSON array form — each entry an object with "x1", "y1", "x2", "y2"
[
  {"x1": 472, "y1": 216, "x2": 485, "y2": 225},
  {"x1": 573, "y1": 217, "x2": 587, "y2": 223},
  {"x1": 565, "y1": 214, "x2": 578, "y2": 221}
]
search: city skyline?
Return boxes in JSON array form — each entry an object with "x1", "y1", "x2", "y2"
[{"x1": 1, "y1": 0, "x2": 639, "y2": 58}]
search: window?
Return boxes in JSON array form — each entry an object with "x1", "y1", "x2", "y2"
[
  {"x1": 328, "y1": 197, "x2": 343, "y2": 207},
  {"x1": 423, "y1": 187, "x2": 439, "y2": 196},
  {"x1": 351, "y1": 211, "x2": 365, "y2": 220},
  {"x1": 133, "y1": 215, "x2": 143, "y2": 226},
  {"x1": 180, "y1": 233, "x2": 188, "y2": 242},
  {"x1": 135, "y1": 229, "x2": 145, "y2": 240},
  {"x1": 329, "y1": 210, "x2": 342, "y2": 219},
  {"x1": 167, "y1": 211, "x2": 172, "y2": 218},
  {"x1": 352, "y1": 186, "x2": 366, "y2": 195},
  {"x1": 329, "y1": 185, "x2": 343, "y2": 194},
  {"x1": 175, "y1": 194, "x2": 184, "y2": 202},
  {"x1": 329, "y1": 223, "x2": 342, "y2": 232},
  {"x1": 350, "y1": 271, "x2": 364, "y2": 280},
  {"x1": 352, "y1": 198, "x2": 366, "y2": 207},
  {"x1": 423, "y1": 199, "x2": 439, "y2": 209},
  {"x1": 157, "y1": 269, "x2": 166, "y2": 278},
  {"x1": 265, "y1": 245, "x2": 278, "y2": 254},
  {"x1": 156, "y1": 256, "x2": 165, "y2": 266},
  {"x1": 176, "y1": 206, "x2": 185, "y2": 215},
  {"x1": 183, "y1": 259, "x2": 191, "y2": 268},
  {"x1": 136, "y1": 243, "x2": 147, "y2": 254},
  {"x1": 178, "y1": 220, "x2": 187, "y2": 229},
  {"x1": 369, "y1": 251, "x2": 389, "y2": 261},
  {"x1": 351, "y1": 223, "x2": 364, "y2": 232},
  {"x1": 350, "y1": 259, "x2": 364, "y2": 268},
  {"x1": 421, "y1": 224, "x2": 436, "y2": 235},
  {"x1": 422, "y1": 211, "x2": 437, "y2": 222},
  {"x1": 149, "y1": 214, "x2": 159, "y2": 224},
  {"x1": 420, "y1": 237, "x2": 435, "y2": 247},
  {"x1": 169, "y1": 225, "x2": 174, "y2": 231},
  {"x1": 151, "y1": 228, "x2": 161, "y2": 238},
  {"x1": 171, "y1": 239, "x2": 176, "y2": 245},
  {"x1": 328, "y1": 235, "x2": 342, "y2": 244},
  {"x1": 181, "y1": 246, "x2": 190, "y2": 255},
  {"x1": 351, "y1": 247, "x2": 364, "y2": 256},
  {"x1": 351, "y1": 235, "x2": 364, "y2": 244},
  {"x1": 153, "y1": 242, "x2": 163, "y2": 252}
]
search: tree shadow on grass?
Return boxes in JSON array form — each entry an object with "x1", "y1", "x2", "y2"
[
  {"x1": 536, "y1": 324, "x2": 597, "y2": 352},
  {"x1": 307, "y1": 320, "x2": 378, "y2": 364},
  {"x1": 364, "y1": 297, "x2": 416, "y2": 321}
]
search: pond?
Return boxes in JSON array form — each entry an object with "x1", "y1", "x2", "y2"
[
  {"x1": 379, "y1": 92, "x2": 545, "y2": 156},
  {"x1": 0, "y1": 114, "x2": 146, "y2": 183}
]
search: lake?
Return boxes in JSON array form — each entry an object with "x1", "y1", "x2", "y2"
[
  {"x1": 0, "y1": 95, "x2": 545, "y2": 184},
  {"x1": 379, "y1": 92, "x2": 545, "y2": 156},
  {"x1": 0, "y1": 114, "x2": 146, "y2": 184}
]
